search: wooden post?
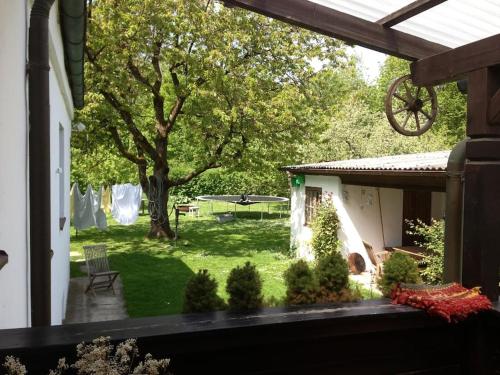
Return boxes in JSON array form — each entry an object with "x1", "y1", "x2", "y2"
[{"x1": 462, "y1": 67, "x2": 500, "y2": 301}]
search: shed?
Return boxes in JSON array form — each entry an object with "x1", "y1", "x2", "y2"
[{"x1": 283, "y1": 150, "x2": 449, "y2": 270}]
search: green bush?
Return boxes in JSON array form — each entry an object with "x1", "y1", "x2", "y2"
[
  {"x1": 283, "y1": 260, "x2": 318, "y2": 305},
  {"x1": 377, "y1": 253, "x2": 419, "y2": 297},
  {"x1": 311, "y1": 200, "x2": 341, "y2": 258},
  {"x1": 407, "y1": 219, "x2": 444, "y2": 284},
  {"x1": 183, "y1": 269, "x2": 226, "y2": 313},
  {"x1": 226, "y1": 262, "x2": 263, "y2": 311},
  {"x1": 315, "y1": 252, "x2": 349, "y2": 293}
]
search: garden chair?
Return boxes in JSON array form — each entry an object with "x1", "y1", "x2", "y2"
[
  {"x1": 83, "y1": 244, "x2": 119, "y2": 295},
  {"x1": 363, "y1": 241, "x2": 391, "y2": 279}
]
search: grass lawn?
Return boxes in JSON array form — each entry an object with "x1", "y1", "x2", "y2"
[{"x1": 70, "y1": 201, "x2": 294, "y2": 317}]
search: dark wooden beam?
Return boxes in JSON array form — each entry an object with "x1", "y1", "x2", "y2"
[
  {"x1": 488, "y1": 88, "x2": 500, "y2": 124},
  {"x1": 411, "y1": 33, "x2": 500, "y2": 86},
  {"x1": 377, "y1": 0, "x2": 447, "y2": 28},
  {"x1": 462, "y1": 67, "x2": 500, "y2": 302},
  {"x1": 223, "y1": 0, "x2": 449, "y2": 61}
]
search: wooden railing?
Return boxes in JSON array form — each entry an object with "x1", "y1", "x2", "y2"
[{"x1": 0, "y1": 299, "x2": 499, "y2": 374}]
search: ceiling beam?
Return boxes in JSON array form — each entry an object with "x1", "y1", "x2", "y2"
[
  {"x1": 377, "y1": 0, "x2": 447, "y2": 28},
  {"x1": 411, "y1": 33, "x2": 500, "y2": 86},
  {"x1": 222, "y1": 0, "x2": 449, "y2": 61}
]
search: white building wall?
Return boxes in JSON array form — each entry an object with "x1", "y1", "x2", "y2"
[
  {"x1": 49, "y1": 1, "x2": 73, "y2": 325},
  {"x1": 379, "y1": 188, "x2": 403, "y2": 247},
  {"x1": 0, "y1": 0, "x2": 30, "y2": 329},
  {"x1": 290, "y1": 174, "x2": 447, "y2": 271},
  {"x1": 290, "y1": 175, "x2": 374, "y2": 271},
  {"x1": 0, "y1": 0, "x2": 73, "y2": 328}
]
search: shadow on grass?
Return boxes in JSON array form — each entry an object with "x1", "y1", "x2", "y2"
[{"x1": 108, "y1": 251, "x2": 195, "y2": 317}]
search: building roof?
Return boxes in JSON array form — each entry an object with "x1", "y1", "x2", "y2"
[
  {"x1": 309, "y1": 0, "x2": 500, "y2": 49},
  {"x1": 283, "y1": 151, "x2": 450, "y2": 191},
  {"x1": 283, "y1": 150, "x2": 450, "y2": 173}
]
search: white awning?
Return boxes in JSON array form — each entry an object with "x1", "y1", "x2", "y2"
[{"x1": 308, "y1": 0, "x2": 500, "y2": 48}]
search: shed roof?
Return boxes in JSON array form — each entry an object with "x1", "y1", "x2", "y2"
[
  {"x1": 283, "y1": 151, "x2": 450, "y2": 191},
  {"x1": 283, "y1": 150, "x2": 450, "y2": 173}
]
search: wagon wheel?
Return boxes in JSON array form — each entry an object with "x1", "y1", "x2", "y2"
[{"x1": 385, "y1": 74, "x2": 438, "y2": 136}]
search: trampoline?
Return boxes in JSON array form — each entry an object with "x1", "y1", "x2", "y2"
[{"x1": 196, "y1": 195, "x2": 289, "y2": 219}]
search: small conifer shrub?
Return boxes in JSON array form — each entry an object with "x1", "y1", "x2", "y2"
[
  {"x1": 284, "y1": 260, "x2": 318, "y2": 305},
  {"x1": 315, "y1": 252, "x2": 349, "y2": 294},
  {"x1": 226, "y1": 262, "x2": 263, "y2": 311},
  {"x1": 183, "y1": 269, "x2": 225, "y2": 313}
]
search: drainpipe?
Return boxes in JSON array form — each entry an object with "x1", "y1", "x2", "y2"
[
  {"x1": 29, "y1": 0, "x2": 55, "y2": 327},
  {"x1": 443, "y1": 140, "x2": 467, "y2": 283}
]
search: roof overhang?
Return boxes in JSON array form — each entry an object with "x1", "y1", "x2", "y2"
[
  {"x1": 60, "y1": 0, "x2": 86, "y2": 109},
  {"x1": 222, "y1": 0, "x2": 449, "y2": 60},
  {"x1": 283, "y1": 168, "x2": 446, "y2": 191}
]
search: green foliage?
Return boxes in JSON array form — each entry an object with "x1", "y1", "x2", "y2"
[
  {"x1": 311, "y1": 199, "x2": 340, "y2": 258},
  {"x1": 283, "y1": 260, "x2": 318, "y2": 305},
  {"x1": 407, "y1": 219, "x2": 445, "y2": 285},
  {"x1": 377, "y1": 253, "x2": 420, "y2": 297},
  {"x1": 171, "y1": 168, "x2": 288, "y2": 198},
  {"x1": 183, "y1": 269, "x2": 226, "y2": 313},
  {"x1": 75, "y1": 0, "x2": 348, "y2": 236},
  {"x1": 226, "y1": 262, "x2": 263, "y2": 311},
  {"x1": 315, "y1": 252, "x2": 349, "y2": 294}
]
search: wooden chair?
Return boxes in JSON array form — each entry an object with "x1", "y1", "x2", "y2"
[
  {"x1": 363, "y1": 241, "x2": 391, "y2": 279},
  {"x1": 83, "y1": 244, "x2": 119, "y2": 295}
]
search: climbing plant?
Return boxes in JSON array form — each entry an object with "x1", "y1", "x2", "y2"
[{"x1": 311, "y1": 197, "x2": 341, "y2": 258}]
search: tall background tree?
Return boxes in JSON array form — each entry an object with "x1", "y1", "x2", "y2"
[{"x1": 76, "y1": 0, "x2": 346, "y2": 238}]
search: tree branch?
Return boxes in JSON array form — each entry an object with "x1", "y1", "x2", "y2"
[
  {"x1": 99, "y1": 89, "x2": 160, "y2": 162},
  {"x1": 108, "y1": 126, "x2": 147, "y2": 166}
]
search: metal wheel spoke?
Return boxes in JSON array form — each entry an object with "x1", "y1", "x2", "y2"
[
  {"x1": 393, "y1": 106, "x2": 409, "y2": 115},
  {"x1": 402, "y1": 112, "x2": 411, "y2": 129},
  {"x1": 414, "y1": 112, "x2": 421, "y2": 130},
  {"x1": 419, "y1": 109, "x2": 432, "y2": 119},
  {"x1": 394, "y1": 93, "x2": 409, "y2": 104}
]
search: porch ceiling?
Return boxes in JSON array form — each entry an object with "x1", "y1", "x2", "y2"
[{"x1": 223, "y1": 0, "x2": 500, "y2": 61}]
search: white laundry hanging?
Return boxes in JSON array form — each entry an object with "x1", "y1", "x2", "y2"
[
  {"x1": 111, "y1": 183, "x2": 142, "y2": 225},
  {"x1": 71, "y1": 183, "x2": 108, "y2": 231}
]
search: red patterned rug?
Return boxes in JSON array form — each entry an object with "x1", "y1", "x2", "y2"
[{"x1": 391, "y1": 283, "x2": 492, "y2": 323}]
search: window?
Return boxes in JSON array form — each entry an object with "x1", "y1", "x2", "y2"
[{"x1": 305, "y1": 186, "x2": 322, "y2": 226}]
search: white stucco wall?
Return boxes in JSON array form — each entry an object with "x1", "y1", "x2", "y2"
[
  {"x1": 0, "y1": 0, "x2": 31, "y2": 329},
  {"x1": 49, "y1": 1, "x2": 73, "y2": 325},
  {"x1": 290, "y1": 176, "x2": 374, "y2": 271},
  {"x1": 0, "y1": 0, "x2": 73, "y2": 328}
]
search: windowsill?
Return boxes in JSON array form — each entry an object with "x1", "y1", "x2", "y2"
[{"x1": 59, "y1": 217, "x2": 66, "y2": 231}]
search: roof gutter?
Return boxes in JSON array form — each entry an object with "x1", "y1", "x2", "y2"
[
  {"x1": 60, "y1": 0, "x2": 86, "y2": 109},
  {"x1": 29, "y1": 0, "x2": 55, "y2": 327}
]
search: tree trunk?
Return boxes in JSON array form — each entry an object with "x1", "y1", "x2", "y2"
[{"x1": 146, "y1": 171, "x2": 175, "y2": 239}]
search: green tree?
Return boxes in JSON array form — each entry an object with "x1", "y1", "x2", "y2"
[{"x1": 77, "y1": 0, "x2": 345, "y2": 238}]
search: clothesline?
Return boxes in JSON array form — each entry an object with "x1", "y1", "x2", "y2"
[{"x1": 70, "y1": 183, "x2": 142, "y2": 229}]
